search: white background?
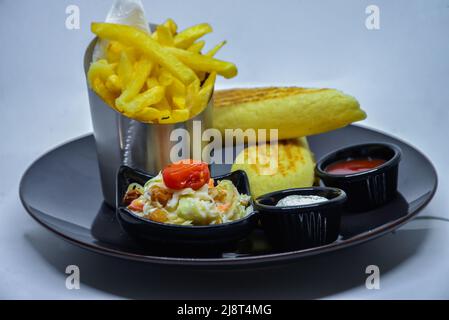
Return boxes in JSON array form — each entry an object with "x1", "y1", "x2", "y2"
[{"x1": 0, "y1": 0, "x2": 448, "y2": 299}]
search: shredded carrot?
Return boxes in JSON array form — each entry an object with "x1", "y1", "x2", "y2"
[
  {"x1": 217, "y1": 203, "x2": 231, "y2": 212},
  {"x1": 128, "y1": 199, "x2": 144, "y2": 212}
]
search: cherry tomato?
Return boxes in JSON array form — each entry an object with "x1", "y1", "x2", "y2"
[{"x1": 162, "y1": 160, "x2": 210, "y2": 190}]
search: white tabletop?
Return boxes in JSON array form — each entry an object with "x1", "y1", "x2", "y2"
[{"x1": 1, "y1": 0, "x2": 448, "y2": 299}]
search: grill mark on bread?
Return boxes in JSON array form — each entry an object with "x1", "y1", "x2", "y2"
[
  {"x1": 246, "y1": 140, "x2": 306, "y2": 177},
  {"x1": 278, "y1": 140, "x2": 304, "y2": 176},
  {"x1": 214, "y1": 87, "x2": 329, "y2": 108}
]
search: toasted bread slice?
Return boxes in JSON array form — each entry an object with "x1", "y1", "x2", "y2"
[
  {"x1": 231, "y1": 137, "x2": 315, "y2": 198},
  {"x1": 213, "y1": 87, "x2": 366, "y2": 140}
]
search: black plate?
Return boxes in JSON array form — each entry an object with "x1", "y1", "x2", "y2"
[{"x1": 19, "y1": 125, "x2": 438, "y2": 267}]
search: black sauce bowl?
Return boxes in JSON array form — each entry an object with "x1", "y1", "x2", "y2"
[
  {"x1": 116, "y1": 166, "x2": 257, "y2": 249},
  {"x1": 316, "y1": 143, "x2": 402, "y2": 212},
  {"x1": 254, "y1": 187, "x2": 347, "y2": 250}
]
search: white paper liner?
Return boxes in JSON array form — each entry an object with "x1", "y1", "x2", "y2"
[{"x1": 92, "y1": 0, "x2": 151, "y2": 62}]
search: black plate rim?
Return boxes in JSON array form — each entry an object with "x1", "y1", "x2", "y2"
[{"x1": 19, "y1": 124, "x2": 439, "y2": 267}]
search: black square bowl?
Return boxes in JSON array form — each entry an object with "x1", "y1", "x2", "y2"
[
  {"x1": 116, "y1": 166, "x2": 258, "y2": 249},
  {"x1": 315, "y1": 143, "x2": 402, "y2": 212},
  {"x1": 254, "y1": 187, "x2": 347, "y2": 251}
]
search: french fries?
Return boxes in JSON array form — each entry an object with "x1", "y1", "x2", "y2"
[
  {"x1": 92, "y1": 23, "x2": 198, "y2": 86},
  {"x1": 155, "y1": 25, "x2": 174, "y2": 46},
  {"x1": 116, "y1": 59, "x2": 154, "y2": 111},
  {"x1": 174, "y1": 23, "x2": 212, "y2": 49},
  {"x1": 117, "y1": 51, "x2": 134, "y2": 89},
  {"x1": 163, "y1": 18, "x2": 178, "y2": 35},
  {"x1": 106, "y1": 41, "x2": 125, "y2": 63},
  {"x1": 165, "y1": 47, "x2": 237, "y2": 79},
  {"x1": 105, "y1": 74, "x2": 122, "y2": 93},
  {"x1": 87, "y1": 59, "x2": 116, "y2": 83},
  {"x1": 124, "y1": 86, "x2": 165, "y2": 115},
  {"x1": 192, "y1": 72, "x2": 216, "y2": 117},
  {"x1": 88, "y1": 19, "x2": 237, "y2": 124},
  {"x1": 206, "y1": 41, "x2": 227, "y2": 57},
  {"x1": 188, "y1": 40, "x2": 206, "y2": 53}
]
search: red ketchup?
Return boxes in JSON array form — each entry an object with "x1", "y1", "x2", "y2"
[{"x1": 325, "y1": 158, "x2": 386, "y2": 175}]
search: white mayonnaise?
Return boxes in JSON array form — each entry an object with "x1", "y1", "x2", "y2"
[{"x1": 276, "y1": 195, "x2": 328, "y2": 207}]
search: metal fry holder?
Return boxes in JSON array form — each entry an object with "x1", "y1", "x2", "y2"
[{"x1": 84, "y1": 38, "x2": 213, "y2": 208}]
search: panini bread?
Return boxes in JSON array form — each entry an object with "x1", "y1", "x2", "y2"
[
  {"x1": 231, "y1": 137, "x2": 315, "y2": 198},
  {"x1": 213, "y1": 87, "x2": 366, "y2": 140}
]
